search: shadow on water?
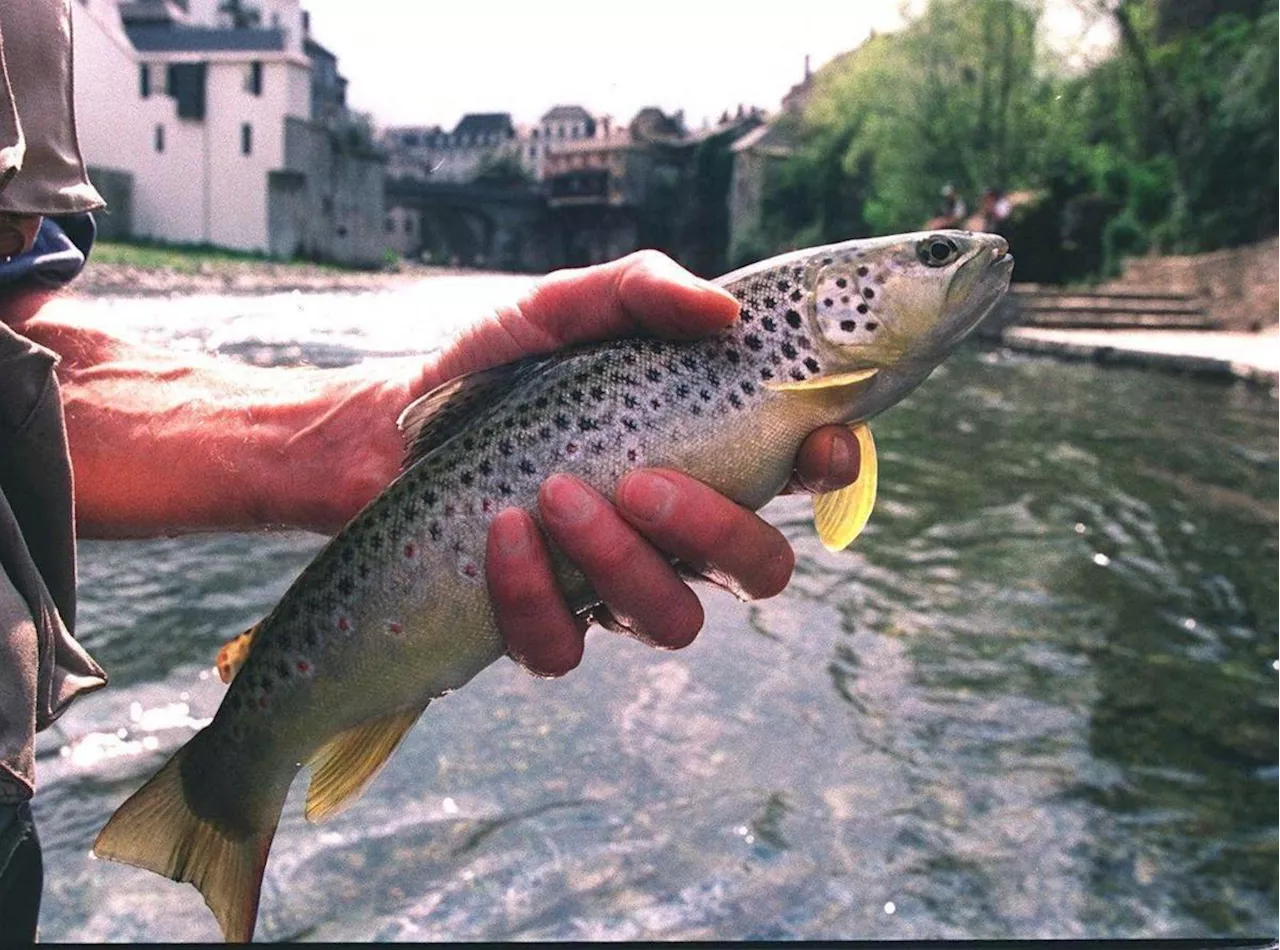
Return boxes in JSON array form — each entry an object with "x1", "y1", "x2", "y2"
[{"x1": 810, "y1": 347, "x2": 1277, "y2": 936}]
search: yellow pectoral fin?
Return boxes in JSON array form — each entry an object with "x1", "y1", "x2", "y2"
[
  {"x1": 215, "y1": 622, "x2": 261, "y2": 684},
  {"x1": 763, "y1": 367, "x2": 879, "y2": 392},
  {"x1": 305, "y1": 704, "x2": 428, "y2": 823},
  {"x1": 813, "y1": 423, "x2": 878, "y2": 552}
]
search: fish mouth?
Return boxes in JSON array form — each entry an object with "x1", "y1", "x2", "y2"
[{"x1": 941, "y1": 246, "x2": 1015, "y2": 345}]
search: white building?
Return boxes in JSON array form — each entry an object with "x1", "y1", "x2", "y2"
[{"x1": 71, "y1": 0, "x2": 383, "y2": 263}]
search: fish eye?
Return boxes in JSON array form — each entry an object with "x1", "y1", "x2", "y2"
[{"x1": 917, "y1": 235, "x2": 959, "y2": 267}]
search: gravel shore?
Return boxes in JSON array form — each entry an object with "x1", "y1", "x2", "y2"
[{"x1": 68, "y1": 259, "x2": 496, "y2": 297}]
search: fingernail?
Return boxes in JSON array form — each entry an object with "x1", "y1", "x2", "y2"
[
  {"x1": 617, "y1": 471, "x2": 676, "y2": 524},
  {"x1": 491, "y1": 510, "x2": 532, "y2": 558},
  {"x1": 541, "y1": 474, "x2": 594, "y2": 526},
  {"x1": 829, "y1": 432, "x2": 855, "y2": 485}
]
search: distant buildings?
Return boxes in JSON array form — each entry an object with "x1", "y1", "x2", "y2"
[{"x1": 71, "y1": 0, "x2": 385, "y2": 264}]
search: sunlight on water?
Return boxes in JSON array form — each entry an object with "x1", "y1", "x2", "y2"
[{"x1": 30, "y1": 279, "x2": 1278, "y2": 941}]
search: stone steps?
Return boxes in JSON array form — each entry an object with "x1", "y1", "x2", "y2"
[{"x1": 991, "y1": 283, "x2": 1218, "y2": 332}]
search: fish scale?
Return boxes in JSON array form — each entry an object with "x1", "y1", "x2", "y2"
[{"x1": 93, "y1": 230, "x2": 1012, "y2": 942}]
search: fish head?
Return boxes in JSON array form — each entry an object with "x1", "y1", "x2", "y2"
[{"x1": 803, "y1": 229, "x2": 1012, "y2": 372}]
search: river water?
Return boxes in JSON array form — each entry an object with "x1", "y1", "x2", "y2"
[{"x1": 30, "y1": 280, "x2": 1278, "y2": 941}]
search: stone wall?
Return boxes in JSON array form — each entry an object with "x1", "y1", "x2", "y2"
[{"x1": 1102, "y1": 238, "x2": 1279, "y2": 331}]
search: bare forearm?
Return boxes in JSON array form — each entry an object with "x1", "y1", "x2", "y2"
[{"x1": 10, "y1": 292, "x2": 429, "y2": 538}]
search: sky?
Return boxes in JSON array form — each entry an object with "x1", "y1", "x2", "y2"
[{"x1": 300, "y1": 0, "x2": 1116, "y2": 134}]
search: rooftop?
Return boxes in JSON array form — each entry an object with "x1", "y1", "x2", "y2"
[
  {"x1": 541, "y1": 104, "x2": 593, "y2": 123},
  {"x1": 125, "y1": 24, "x2": 286, "y2": 53},
  {"x1": 454, "y1": 113, "x2": 516, "y2": 138}
]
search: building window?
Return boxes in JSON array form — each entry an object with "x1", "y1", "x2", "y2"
[
  {"x1": 247, "y1": 61, "x2": 263, "y2": 96},
  {"x1": 404, "y1": 218, "x2": 414, "y2": 235},
  {"x1": 139, "y1": 64, "x2": 151, "y2": 98},
  {"x1": 154, "y1": 124, "x2": 165, "y2": 152},
  {"x1": 240, "y1": 123, "x2": 253, "y2": 156},
  {"x1": 385, "y1": 216, "x2": 394, "y2": 233}
]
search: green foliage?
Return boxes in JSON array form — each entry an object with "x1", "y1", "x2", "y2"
[
  {"x1": 757, "y1": 0, "x2": 1277, "y2": 282},
  {"x1": 470, "y1": 150, "x2": 533, "y2": 188}
]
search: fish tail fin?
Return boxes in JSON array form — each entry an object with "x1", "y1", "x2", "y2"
[{"x1": 93, "y1": 733, "x2": 281, "y2": 943}]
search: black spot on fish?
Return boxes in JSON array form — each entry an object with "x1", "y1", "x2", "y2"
[
  {"x1": 429, "y1": 522, "x2": 442, "y2": 541},
  {"x1": 478, "y1": 460, "x2": 493, "y2": 476},
  {"x1": 863, "y1": 288, "x2": 875, "y2": 299},
  {"x1": 725, "y1": 349, "x2": 740, "y2": 364},
  {"x1": 741, "y1": 380, "x2": 755, "y2": 394},
  {"x1": 340, "y1": 546, "x2": 355, "y2": 564},
  {"x1": 462, "y1": 437, "x2": 475, "y2": 451},
  {"x1": 690, "y1": 404, "x2": 702, "y2": 416},
  {"x1": 741, "y1": 308, "x2": 754, "y2": 323},
  {"x1": 554, "y1": 413, "x2": 571, "y2": 431},
  {"x1": 621, "y1": 351, "x2": 637, "y2": 365},
  {"x1": 785, "y1": 310, "x2": 802, "y2": 329},
  {"x1": 764, "y1": 296, "x2": 777, "y2": 309},
  {"x1": 728, "y1": 392, "x2": 743, "y2": 409},
  {"x1": 591, "y1": 439, "x2": 606, "y2": 454},
  {"x1": 790, "y1": 367, "x2": 806, "y2": 381},
  {"x1": 744, "y1": 334, "x2": 763, "y2": 351},
  {"x1": 498, "y1": 438, "x2": 513, "y2": 456},
  {"x1": 857, "y1": 303, "x2": 869, "y2": 315},
  {"x1": 519, "y1": 458, "x2": 536, "y2": 475},
  {"x1": 760, "y1": 367, "x2": 774, "y2": 380},
  {"x1": 866, "y1": 321, "x2": 879, "y2": 331},
  {"x1": 534, "y1": 396, "x2": 549, "y2": 409},
  {"x1": 675, "y1": 383, "x2": 690, "y2": 399},
  {"x1": 623, "y1": 417, "x2": 639, "y2": 431},
  {"x1": 538, "y1": 425, "x2": 553, "y2": 440},
  {"x1": 836, "y1": 277, "x2": 847, "y2": 288},
  {"x1": 577, "y1": 417, "x2": 598, "y2": 432},
  {"x1": 804, "y1": 357, "x2": 821, "y2": 373},
  {"x1": 650, "y1": 397, "x2": 662, "y2": 410},
  {"x1": 589, "y1": 385, "x2": 605, "y2": 401},
  {"x1": 645, "y1": 368, "x2": 661, "y2": 383},
  {"x1": 459, "y1": 472, "x2": 474, "y2": 487},
  {"x1": 699, "y1": 388, "x2": 712, "y2": 401},
  {"x1": 857, "y1": 265, "x2": 869, "y2": 277},
  {"x1": 680, "y1": 354, "x2": 698, "y2": 371},
  {"x1": 823, "y1": 298, "x2": 833, "y2": 308},
  {"x1": 337, "y1": 576, "x2": 354, "y2": 597},
  {"x1": 841, "y1": 320, "x2": 857, "y2": 332},
  {"x1": 357, "y1": 563, "x2": 371, "y2": 580},
  {"x1": 498, "y1": 481, "x2": 513, "y2": 496},
  {"x1": 569, "y1": 388, "x2": 584, "y2": 403},
  {"x1": 623, "y1": 393, "x2": 639, "y2": 409},
  {"x1": 822, "y1": 257, "x2": 833, "y2": 265},
  {"x1": 777, "y1": 280, "x2": 790, "y2": 292},
  {"x1": 790, "y1": 289, "x2": 804, "y2": 302},
  {"x1": 781, "y1": 342, "x2": 798, "y2": 359}
]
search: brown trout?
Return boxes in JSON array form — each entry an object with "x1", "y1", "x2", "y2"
[{"x1": 94, "y1": 230, "x2": 1012, "y2": 941}]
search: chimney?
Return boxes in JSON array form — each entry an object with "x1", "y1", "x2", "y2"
[
  {"x1": 602, "y1": 115, "x2": 611, "y2": 138},
  {"x1": 804, "y1": 54, "x2": 811, "y2": 81}
]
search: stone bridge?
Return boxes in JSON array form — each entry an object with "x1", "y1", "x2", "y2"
[{"x1": 384, "y1": 178, "x2": 551, "y2": 272}]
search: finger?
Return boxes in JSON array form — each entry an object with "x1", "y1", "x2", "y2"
[
  {"x1": 486, "y1": 507, "x2": 586, "y2": 678},
  {"x1": 429, "y1": 251, "x2": 739, "y2": 382},
  {"x1": 782, "y1": 425, "x2": 861, "y2": 496},
  {"x1": 615, "y1": 469, "x2": 794, "y2": 601},
  {"x1": 539, "y1": 474, "x2": 705, "y2": 650}
]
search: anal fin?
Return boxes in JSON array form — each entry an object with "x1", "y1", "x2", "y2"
[
  {"x1": 813, "y1": 423, "x2": 878, "y2": 551},
  {"x1": 305, "y1": 705, "x2": 427, "y2": 823}
]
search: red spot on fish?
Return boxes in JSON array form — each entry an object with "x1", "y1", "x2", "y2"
[
  {"x1": 337, "y1": 615, "x2": 350, "y2": 633},
  {"x1": 258, "y1": 694, "x2": 270, "y2": 709},
  {"x1": 565, "y1": 442, "x2": 579, "y2": 455},
  {"x1": 462, "y1": 562, "x2": 479, "y2": 578},
  {"x1": 388, "y1": 621, "x2": 403, "y2": 636},
  {"x1": 403, "y1": 542, "x2": 416, "y2": 559},
  {"x1": 481, "y1": 498, "x2": 492, "y2": 512},
  {"x1": 626, "y1": 448, "x2": 638, "y2": 462},
  {"x1": 295, "y1": 660, "x2": 311, "y2": 674}
]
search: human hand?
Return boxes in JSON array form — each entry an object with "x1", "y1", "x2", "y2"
[{"x1": 453, "y1": 251, "x2": 861, "y2": 677}]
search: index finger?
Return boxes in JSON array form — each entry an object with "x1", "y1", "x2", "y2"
[{"x1": 429, "y1": 251, "x2": 740, "y2": 382}]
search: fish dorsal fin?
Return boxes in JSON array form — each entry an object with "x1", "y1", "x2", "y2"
[
  {"x1": 215, "y1": 622, "x2": 262, "y2": 684},
  {"x1": 763, "y1": 367, "x2": 879, "y2": 393},
  {"x1": 397, "y1": 357, "x2": 552, "y2": 469},
  {"x1": 304, "y1": 705, "x2": 427, "y2": 822},
  {"x1": 813, "y1": 423, "x2": 878, "y2": 551}
]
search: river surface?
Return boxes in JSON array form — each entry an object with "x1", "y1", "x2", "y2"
[{"x1": 31, "y1": 280, "x2": 1278, "y2": 941}]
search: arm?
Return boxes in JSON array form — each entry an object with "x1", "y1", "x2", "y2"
[{"x1": 9, "y1": 252, "x2": 859, "y2": 675}]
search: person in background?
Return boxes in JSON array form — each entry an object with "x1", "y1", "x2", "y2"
[
  {"x1": 927, "y1": 182, "x2": 967, "y2": 231},
  {"x1": 0, "y1": 2, "x2": 860, "y2": 939}
]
